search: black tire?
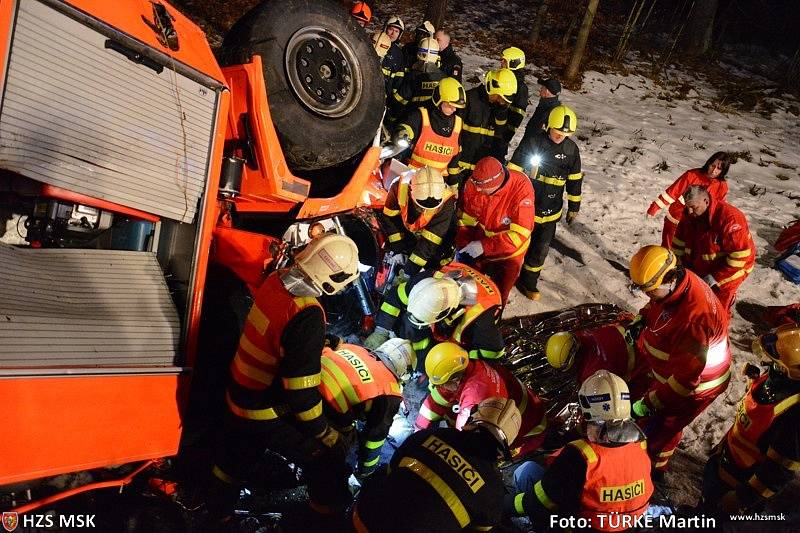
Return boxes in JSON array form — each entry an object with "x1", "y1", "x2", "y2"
[{"x1": 220, "y1": 0, "x2": 384, "y2": 171}]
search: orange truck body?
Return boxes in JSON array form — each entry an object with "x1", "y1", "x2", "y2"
[{"x1": 0, "y1": 0, "x2": 385, "y2": 492}]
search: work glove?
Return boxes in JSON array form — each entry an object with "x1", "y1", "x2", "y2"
[
  {"x1": 316, "y1": 426, "x2": 348, "y2": 460},
  {"x1": 566, "y1": 211, "x2": 579, "y2": 225},
  {"x1": 384, "y1": 252, "x2": 408, "y2": 268},
  {"x1": 392, "y1": 130, "x2": 411, "y2": 148},
  {"x1": 703, "y1": 274, "x2": 718, "y2": 288},
  {"x1": 324, "y1": 333, "x2": 343, "y2": 350},
  {"x1": 459, "y1": 240, "x2": 484, "y2": 259},
  {"x1": 364, "y1": 327, "x2": 391, "y2": 351},
  {"x1": 625, "y1": 315, "x2": 646, "y2": 346},
  {"x1": 632, "y1": 399, "x2": 651, "y2": 419}
]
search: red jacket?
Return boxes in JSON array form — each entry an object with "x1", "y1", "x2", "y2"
[
  {"x1": 574, "y1": 323, "x2": 638, "y2": 384},
  {"x1": 647, "y1": 169, "x2": 728, "y2": 225},
  {"x1": 673, "y1": 198, "x2": 755, "y2": 287},
  {"x1": 456, "y1": 168, "x2": 535, "y2": 261},
  {"x1": 416, "y1": 360, "x2": 547, "y2": 448},
  {"x1": 637, "y1": 270, "x2": 731, "y2": 413}
]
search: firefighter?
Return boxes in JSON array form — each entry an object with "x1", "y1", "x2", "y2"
[
  {"x1": 401, "y1": 20, "x2": 436, "y2": 71},
  {"x1": 364, "y1": 262, "x2": 505, "y2": 362},
  {"x1": 389, "y1": 37, "x2": 443, "y2": 123},
  {"x1": 702, "y1": 325, "x2": 800, "y2": 513},
  {"x1": 506, "y1": 370, "x2": 654, "y2": 532},
  {"x1": 520, "y1": 78, "x2": 562, "y2": 140},
  {"x1": 379, "y1": 166, "x2": 456, "y2": 277},
  {"x1": 628, "y1": 245, "x2": 731, "y2": 472},
  {"x1": 415, "y1": 342, "x2": 548, "y2": 455},
  {"x1": 379, "y1": 16, "x2": 407, "y2": 100},
  {"x1": 319, "y1": 341, "x2": 415, "y2": 479},
  {"x1": 509, "y1": 105, "x2": 582, "y2": 300},
  {"x1": 350, "y1": 1, "x2": 371, "y2": 27},
  {"x1": 353, "y1": 397, "x2": 522, "y2": 532},
  {"x1": 435, "y1": 29, "x2": 463, "y2": 81},
  {"x1": 497, "y1": 47, "x2": 529, "y2": 152},
  {"x1": 210, "y1": 234, "x2": 361, "y2": 516},
  {"x1": 647, "y1": 152, "x2": 731, "y2": 248},
  {"x1": 394, "y1": 77, "x2": 466, "y2": 187},
  {"x1": 455, "y1": 156, "x2": 535, "y2": 303},
  {"x1": 457, "y1": 68, "x2": 518, "y2": 173},
  {"x1": 672, "y1": 185, "x2": 755, "y2": 311}
]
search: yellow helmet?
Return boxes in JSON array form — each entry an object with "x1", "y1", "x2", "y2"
[
  {"x1": 501, "y1": 46, "x2": 526, "y2": 70},
  {"x1": 547, "y1": 105, "x2": 578, "y2": 135},
  {"x1": 578, "y1": 370, "x2": 632, "y2": 422},
  {"x1": 425, "y1": 342, "x2": 469, "y2": 385},
  {"x1": 410, "y1": 166, "x2": 447, "y2": 211},
  {"x1": 753, "y1": 325, "x2": 800, "y2": 380},
  {"x1": 546, "y1": 332, "x2": 578, "y2": 371},
  {"x1": 629, "y1": 245, "x2": 677, "y2": 293},
  {"x1": 432, "y1": 77, "x2": 466, "y2": 108},
  {"x1": 372, "y1": 31, "x2": 392, "y2": 59},
  {"x1": 417, "y1": 37, "x2": 440, "y2": 63},
  {"x1": 469, "y1": 397, "x2": 522, "y2": 458},
  {"x1": 407, "y1": 277, "x2": 461, "y2": 327},
  {"x1": 484, "y1": 68, "x2": 518, "y2": 103},
  {"x1": 294, "y1": 234, "x2": 360, "y2": 296}
]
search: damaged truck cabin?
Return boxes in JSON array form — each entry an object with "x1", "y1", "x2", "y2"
[{"x1": 0, "y1": 0, "x2": 386, "y2": 505}]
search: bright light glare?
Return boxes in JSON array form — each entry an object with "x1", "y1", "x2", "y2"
[{"x1": 530, "y1": 155, "x2": 542, "y2": 167}]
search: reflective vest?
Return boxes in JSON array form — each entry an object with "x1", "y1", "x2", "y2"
[
  {"x1": 320, "y1": 345, "x2": 402, "y2": 414},
  {"x1": 572, "y1": 439, "x2": 653, "y2": 532},
  {"x1": 408, "y1": 107, "x2": 462, "y2": 171},
  {"x1": 726, "y1": 373, "x2": 800, "y2": 470},
  {"x1": 433, "y1": 262, "x2": 501, "y2": 344},
  {"x1": 230, "y1": 273, "x2": 323, "y2": 393},
  {"x1": 397, "y1": 176, "x2": 455, "y2": 233}
]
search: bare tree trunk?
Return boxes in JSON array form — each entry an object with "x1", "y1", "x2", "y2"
[
  {"x1": 529, "y1": 0, "x2": 551, "y2": 46},
  {"x1": 613, "y1": 0, "x2": 646, "y2": 64},
  {"x1": 561, "y1": 3, "x2": 583, "y2": 47},
  {"x1": 424, "y1": 0, "x2": 448, "y2": 31},
  {"x1": 565, "y1": 0, "x2": 600, "y2": 82},
  {"x1": 681, "y1": 0, "x2": 718, "y2": 56}
]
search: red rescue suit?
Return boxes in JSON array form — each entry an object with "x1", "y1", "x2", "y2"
[
  {"x1": 456, "y1": 166, "x2": 535, "y2": 303},
  {"x1": 415, "y1": 359, "x2": 547, "y2": 455},
  {"x1": 636, "y1": 269, "x2": 731, "y2": 470},
  {"x1": 673, "y1": 197, "x2": 755, "y2": 311},
  {"x1": 573, "y1": 323, "x2": 648, "y2": 399},
  {"x1": 407, "y1": 107, "x2": 462, "y2": 173},
  {"x1": 647, "y1": 168, "x2": 728, "y2": 248}
]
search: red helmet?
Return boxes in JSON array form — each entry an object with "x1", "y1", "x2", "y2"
[
  {"x1": 470, "y1": 157, "x2": 506, "y2": 193},
  {"x1": 351, "y1": 2, "x2": 372, "y2": 24}
]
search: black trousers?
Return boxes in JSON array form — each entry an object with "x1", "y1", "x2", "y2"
[{"x1": 518, "y1": 219, "x2": 558, "y2": 291}]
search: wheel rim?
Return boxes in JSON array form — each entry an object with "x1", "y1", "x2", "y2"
[{"x1": 285, "y1": 26, "x2": 362, "y2": 118}]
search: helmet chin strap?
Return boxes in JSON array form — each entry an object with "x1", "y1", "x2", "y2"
[{"x1": 279, "y1": 267, "x2": 322, "y2": 298}]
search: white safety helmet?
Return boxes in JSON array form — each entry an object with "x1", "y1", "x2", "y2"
[
  {"x1": 293, "y1": 234, "x2": 360, "y2": 296},
  {"x1": 406, "y1": 277, "x2": 461, "y2": 327},
  {"x1": 417, "y1": 37, "x2": 440, "y2": 64},
  {"x1": 578, "y1": 370, "x2": 632, "y2": 422},
  {"x1": 385, "y1": 15, "x2": 405, "y2": 37},
  {"x1": 410, "y1": 166, "x2": 447, "y2": 211},
  {"x1": 374, "y1": 338, "x2": 417, "y2": 383},
  {"x1": 372, "y1": 31, "x2": 392, "y2": 59},
  {"x1": 468, "y1": 397, "x2": 522, "y2": 459}
]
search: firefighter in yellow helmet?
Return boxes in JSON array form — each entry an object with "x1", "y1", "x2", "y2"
[
  {"x1": 496, "y1": 47, "x2": 529, "y2": 153},
  {"x1": 378, "y1": 165, "x2": 456, "y2": 278},
  {"x1": 703, "y1": 325, "x2": 800, "y2": 513},
  {"x1": 394, "y1": 77, "x2": 466, "y2": 187},
  {"x1": 509, "y1": 105, "x2": 582, "y2": 300},
  {"x1": 506, "y1": 370, "x2": 654, "y2": 530},
  {"x1": 458, "y1": 68, "x2": 518, "y2": 176},
  {"x1": 353, "y1": 397, "x2": 521, "y2": 531},
  {"x1": 390, "y1": 36, "x2": 444, "y2": 122},
  {"x1": 210, "y1": 234, "x2": 361, "y2": 517}
]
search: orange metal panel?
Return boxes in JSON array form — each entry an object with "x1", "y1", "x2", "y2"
[{"x1": 0, "y1": 374, "x2": 187, "y2": 486}]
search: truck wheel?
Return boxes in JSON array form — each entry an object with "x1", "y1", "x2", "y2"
[{"x1": 220, "y1": 0, "x2": 384, "y2": 171}]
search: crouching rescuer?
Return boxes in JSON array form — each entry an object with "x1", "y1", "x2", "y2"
[
  {"x1": 506, "y1": 370, "x2": 654, "y2": 532},
  {"x1": 209, "y1": 235, "x2": 361, "y2": 517}
]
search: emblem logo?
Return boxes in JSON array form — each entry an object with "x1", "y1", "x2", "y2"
[{"x1": 2, "y1": 512, "x2": 18, "y2": 532}]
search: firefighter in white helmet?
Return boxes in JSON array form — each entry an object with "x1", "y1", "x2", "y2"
[
  {"x1": 378, "y1": 165, "x2": 456, "y2": 279},
  {"x1": 354, "y1": 397, "x2": 521, "y2": 531},
  {"x1": 506, "y1": 370, "x2": 654, "y2": 530},
  {"x1": 378, "y1": 15, "x2": 408, "y2": 99},
  {"x1": 389, "y1": 36, "x2": 444, "y2": 122},
  {"x1": 210, "y1": 234, "x2": 361, "y2": 518}
]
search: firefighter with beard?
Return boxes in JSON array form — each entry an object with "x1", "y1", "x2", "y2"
[
  {"x1": 394, "y1": 77, "x2": 466, "y2": 187},
  {"x1": 509, "y1": 105, "x2": 582, "y2": 300},
  {"x1": 455, "y1": 156, "x2": 535, "y2": 303},
  {"x1": 628, "y1": 245, "x2": 732, "y2": 473},
  {"x1": 353, "y1": 397, "x2": 522, "y2": 532},
  {"x1": 209, "y1": 235, "x2": 360, "y2": 518},
  {"x1": 415, "y1": 342, "x2": 548, "y2": 456},
  {"x1": 364, "y1": 262, "x2": 504, "y2": 363},
  {"x1": 379, "y1": 166, "x2": 456, "y2": 278},
  {"x1": 702, "y1": 325, "x2": 800, "y2": 514},
  {"x1": 457, "y1": 68, "x2": 517, "y2": 173},
  {"x1": 506, "y1": 371, "x2": 654, "y2": 532}
]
